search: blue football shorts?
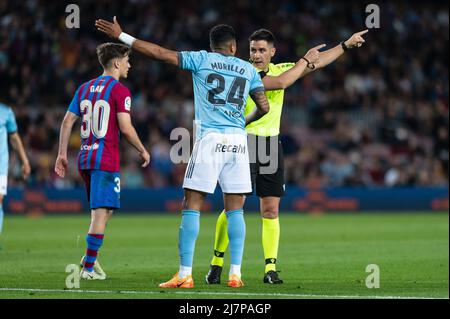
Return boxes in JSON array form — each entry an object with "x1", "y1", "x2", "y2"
[{"x1": 79, "y1": 169, "x2": 121, "y2": 210}]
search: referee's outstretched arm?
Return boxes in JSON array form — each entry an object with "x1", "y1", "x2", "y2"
[
  {"x1": 301, "y1": 29, "x2": 369, "y2": 77},
  {"x1": 262, "y1": 43, "x2": 325, "y2": 90}
]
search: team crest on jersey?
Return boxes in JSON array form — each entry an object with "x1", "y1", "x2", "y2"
[{"x1": 125, "y1": 96, "x2": 131, "y2": 111}]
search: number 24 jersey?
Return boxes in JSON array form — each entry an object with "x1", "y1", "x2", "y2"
[{"x1": 178, "y1": 50, "x2": 264, "y2": 140}]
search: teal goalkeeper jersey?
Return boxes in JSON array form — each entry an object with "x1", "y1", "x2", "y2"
[
  {"x1": 0, "y1": 103, "x2": 18, "y2": 175},
  {"x1": 178, "y1": 50, "x2": 264, "y2": 140}
]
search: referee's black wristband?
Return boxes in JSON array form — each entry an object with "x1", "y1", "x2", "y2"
[
  {"x1": 301, "y1": 57, "x2": 315, "y2": 69},
  {"x1": 301, "y1": 56, "x2": 310, "y2": 65},
  {"x1": 341, "y1": 41, "x2": 349, "y2": 51}
]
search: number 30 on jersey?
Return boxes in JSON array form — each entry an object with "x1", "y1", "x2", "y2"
[{"x1": 80, "y1": 99, "x2": 110, "y2": 139}]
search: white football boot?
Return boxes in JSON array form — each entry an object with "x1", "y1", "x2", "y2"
[
  {"x1": 80, "y1": 256, "x2": 107, "y2": 280},
  {"x1": 80, "y1": 269, "x2": 106, "y2": 280}
]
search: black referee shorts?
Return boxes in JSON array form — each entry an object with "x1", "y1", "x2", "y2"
[{"x1": 247, "y1": 134, "x2": 285, "y2": 198}]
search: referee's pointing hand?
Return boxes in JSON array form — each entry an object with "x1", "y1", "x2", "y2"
[{"x1": 345, "y1": 29, "x2": 369, "y2": 48}]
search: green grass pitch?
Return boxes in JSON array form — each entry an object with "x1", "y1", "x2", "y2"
[{"x1": 0, "y1": 212, "x2": 448, "y2": 299}]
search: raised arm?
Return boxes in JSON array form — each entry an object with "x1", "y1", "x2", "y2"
[
  {"x1": 301, "y1": 29, "x2": 369, "y2": 76},
  {"x1": 9, "y1": 133, "x2": 30, "y2": 180},
  {"x1": 95, "y1": 16, "x2": 179, "y2": 66},
  {"x1": 55, "y1": 111, "x2": 78, "y2": 178},
  {"x1": 262, "y1": 44, "x2": 326, "y2": 90},
  {"x1": 245, "y1": 91, "x2": 270, "y2": 125}
]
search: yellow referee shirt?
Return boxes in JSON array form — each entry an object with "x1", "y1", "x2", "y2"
[{"x1": 244, "y1": 62, "x2": 295, "y2": 137}]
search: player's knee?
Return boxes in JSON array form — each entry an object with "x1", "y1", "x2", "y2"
[
  {"x1": 91, "y1": 208, "x2": 110, "y2": 222},
  {"x1": 224, "y1": 194, "x2": 245, "y2": 212},
  {"x1": 182, "y1": 196, "x2": 197, "y2": 211},
  {"x1": 182, "y1": 190, "x2": 205, "y2": 211},
  {"x1": 262, "y1": 206, "x2": 279, "y2": 219}
]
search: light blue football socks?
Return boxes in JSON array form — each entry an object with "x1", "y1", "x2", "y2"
[
  {"x1": 226, "y1": 209, "x2": 246, "y2": 276},
  {"x1": 177, "y1": 209, "x2": 245, "y2": 278},
  {"x1": 179, "y1": 210, "x2": 200, "y2": 271}
]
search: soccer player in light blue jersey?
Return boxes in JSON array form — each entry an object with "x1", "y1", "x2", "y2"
[
  {"x1": 96, "y1": 18, "x2": 271, "y2": 288},
  {"x1": 0, "y1": 103, "x2": 30, "y2": 234}
]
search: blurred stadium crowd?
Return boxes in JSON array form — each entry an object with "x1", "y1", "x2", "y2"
[{"x1": 0, "y1": 0, "x2": 448, "y2": 189}]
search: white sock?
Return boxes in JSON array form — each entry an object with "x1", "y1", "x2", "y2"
[
  {"x1": 229, "y1": 264, "x2": 241, "y2": 277},
  {"x1": 179, "y1": 265, "x2": 192, "y2": 278}
]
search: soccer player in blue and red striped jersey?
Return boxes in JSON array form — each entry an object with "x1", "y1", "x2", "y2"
[{"x1": 55, "y1": 43, "x2": 150, "y2": 280}]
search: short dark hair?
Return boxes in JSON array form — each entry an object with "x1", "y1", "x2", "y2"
[
  {"x1": 96, "y1": 42, "x2": 131, "y2": 69},
  {"x1": 209, "y1": 24, "x2": 236, "y2": 50},
  {"x1": 249, "y1": 29, "x2": 275, "y2": 45}
]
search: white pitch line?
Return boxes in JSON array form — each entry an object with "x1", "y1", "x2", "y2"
[{"x1": 0, "y1": 288, "x2": 444, "y2": 299}]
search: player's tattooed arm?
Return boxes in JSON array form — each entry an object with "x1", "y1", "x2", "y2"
[
  {"x1": 95, "y1": 16, "x2": 179, "y2": 66},
  {"x1": 9, "y1": 133, "x2": 30, "y2": 180},
  {"x1": 246, "y1": 90, "x2": 270, "y2": 126},
  {"x1": 117, "y1": 113, "x2": 150, "y2": 168},
  {"x1": 55, "y1": 112, "x2": 79, "y2": 178}
]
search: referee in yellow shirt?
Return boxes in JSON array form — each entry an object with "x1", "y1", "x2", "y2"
[{"x1": 206, "y1": 28, "x2": 369, "y2": 285}]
